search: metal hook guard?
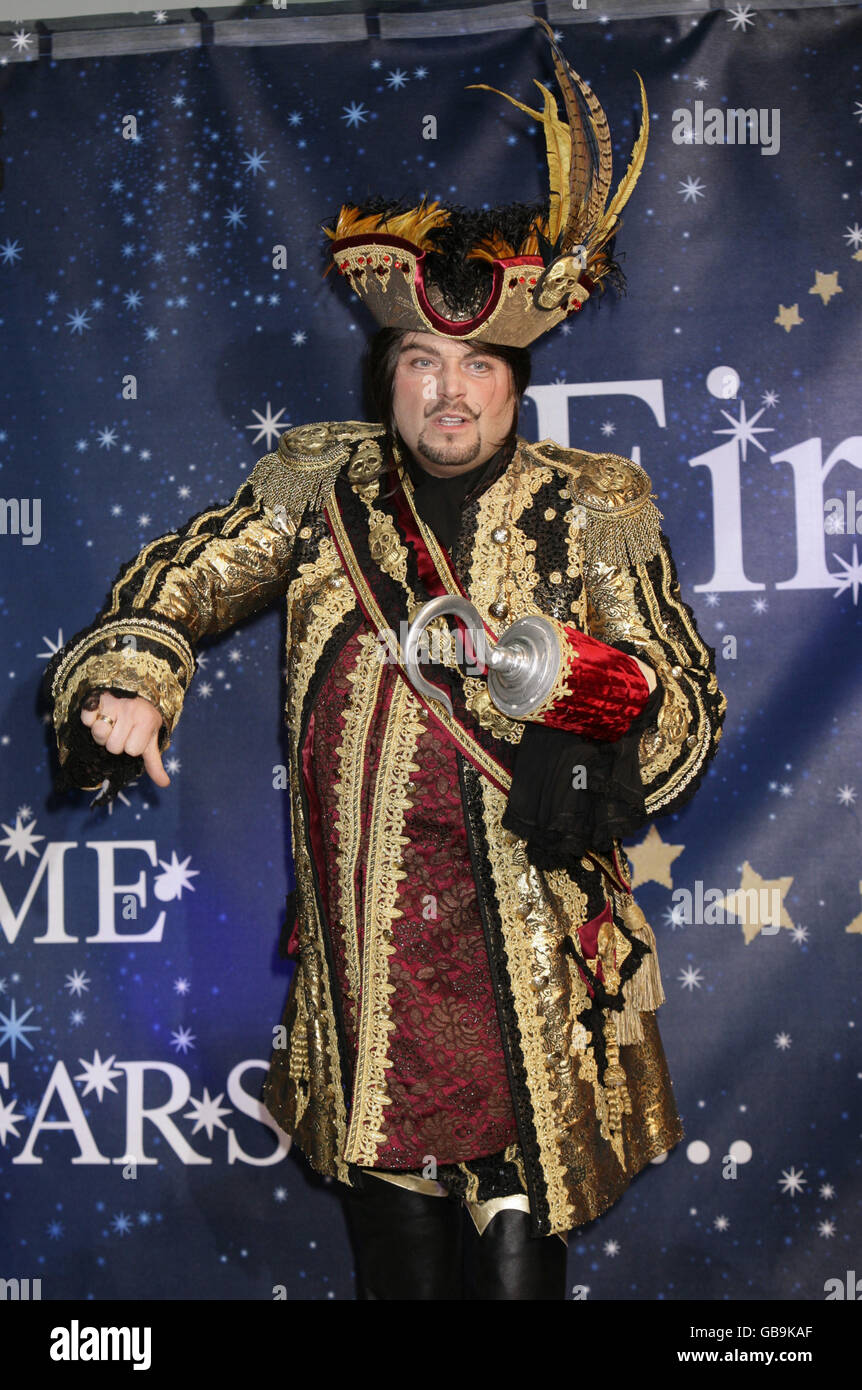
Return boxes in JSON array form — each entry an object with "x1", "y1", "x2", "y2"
[{"x1": 403, "y1": 595, "x2": 550, "y2": 720}]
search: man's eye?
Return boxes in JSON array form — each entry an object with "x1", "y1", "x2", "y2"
[
  {"x1": 411, "y1": 357, "x2": 434, "y2": 368},
  {"x1": 469, "y1": 360, "x2": 492, "y2": 371}
]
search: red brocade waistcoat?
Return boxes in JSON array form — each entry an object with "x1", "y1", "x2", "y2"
[{"x1": 306, "y1": 626, "x2": 519, "y2": 1168}]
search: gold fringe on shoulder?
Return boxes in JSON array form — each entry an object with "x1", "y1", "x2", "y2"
[
  {"x1": 581, "y1": 496, "x2": 664, "y2": 571},
  {"x1": 248, "y1": 450, "x2": 346, "y2": 520}
]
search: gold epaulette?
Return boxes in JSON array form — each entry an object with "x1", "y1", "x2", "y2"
[
  {"x1": 527, "y1": 439, "x2": 664, "y2": 569},
  {"x1": 248, "y1": 420, "x2": 384, "y2": 520}
]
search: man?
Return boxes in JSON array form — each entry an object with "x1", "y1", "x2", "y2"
[{"x1": 45, "y1": 21, "x2": 726, "y2": 1299}]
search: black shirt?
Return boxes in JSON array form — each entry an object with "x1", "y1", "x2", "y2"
[{"x1": 403, "y1": 442, "x2": 508, "y2": 553}]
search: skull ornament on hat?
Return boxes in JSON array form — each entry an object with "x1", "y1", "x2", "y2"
[{"x1": 323, "y1": 17, "x2": 649, "y2": 349}]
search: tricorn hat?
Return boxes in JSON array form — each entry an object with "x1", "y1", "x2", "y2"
[{"x1": 323, "y1": 17, "x2": 648, "y2": 348}]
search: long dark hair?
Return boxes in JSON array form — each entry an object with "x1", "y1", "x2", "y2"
[{"x1": 362, "y1": 327, "x2": 531, "y2": 472}]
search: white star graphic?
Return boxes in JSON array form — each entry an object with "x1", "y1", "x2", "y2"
[
  {"x1": 831, "y1": 543, "x2": 862, "y2": 604},
  {"x1": 713, "y1": 399, "x2": 774, "y2": 463},
  {"x1": 74, "y1": 1050, "x2": 123, "y2": 1101},
  {"x1": 184, "y1": 1088, "x2": 233, "y2": 1139},
  {"x1": 246, "y1": 402, "x2": 289, "y2": 448},
  {"x1": 678, "y1": 175, "x2": 706, "y2": 204},
  {"x1": 726, "y1": 4, "x2": 756, "y2": 31},
  {"x1": 778, "y1": 1165, "x2": 807, "y2": 1196}
]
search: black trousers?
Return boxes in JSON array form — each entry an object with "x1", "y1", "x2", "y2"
[{"x1": 342, "y1": 1176, "x2": 569, "y2": 1300}]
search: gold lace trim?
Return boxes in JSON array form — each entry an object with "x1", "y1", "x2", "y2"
[
  {"x1": 333, "y1": 632, "x2": 386, "y2": 1032},
  {"x1": 285, "y1": 537, "x2": 356, "y2": 739},
  {"x1": 284, "y1": 540, "x2": 357, "y2": 1181},
  {"x1": 467, "y1": 447, "x2": 552, "y2": 627},
  {"x1": 462, "y1": 677, "x2": 525, "y2": 744},
  {"x1": 50, "y1": 616, "x2": 194, "y2": 703},
  {"x1": 342, "y1": 677, "x2": 425, "y2": 1165},
  {"x1": 478, "y1": 782, "x2": 575, "y2": 1233}
]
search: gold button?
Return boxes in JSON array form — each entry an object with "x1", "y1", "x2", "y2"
[
  {"x1": 686, "y1": 733, "x2": 697, "y2": 746},
  {"x1": 549, "y1": 571, "x2": 562, "y2": 585},
  {"x1": 558, "y1": 488, "x2": 570, "y2": 499},
  {"x1": 492, "y1": 526, "x2": 509, "y2": 543},
  {"x1": 299, "y1": 526, "x2": 312, "y2": 539},
  {"x1": 671, "y1": 664, "x2": 682, "y2": 677},
  {"x1": 544, "y1": 508, "x2": 557, "y2": 521}
]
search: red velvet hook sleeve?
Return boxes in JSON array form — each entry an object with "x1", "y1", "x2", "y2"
[{"x1": 522, "y1": 621, "x2": 652, "y2": 742}]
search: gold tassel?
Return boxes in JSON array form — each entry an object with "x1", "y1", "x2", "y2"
[
  {"x1": 616, "y1": 997, "x2": 644, "y2": 1047},
  {"x1": 287, "y1": 985, "x2": 311, "y2": 1127},
  {"x1": 615, "y1": 894, "x2": 665, "y2": 1046}
]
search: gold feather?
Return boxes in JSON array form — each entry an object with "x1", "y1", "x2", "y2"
[
  {"x1": 600, "y1": 72, "x2": 649, "y2": 230},
  {"x1": 468, "y1": 230, "x2": 518, "y2": 263},
  {"x1": 532, "y1": 17, "x2": 594, "y2": 239},
  {"x1": 323, "y1": 198, "x2": 450, "y2": 248},
  {"x1": 568, "y1": 70, "x2": 614, "y2": 239},
  {"x1": 466, "y1": 79, "x2": 572, "y2": 244}
]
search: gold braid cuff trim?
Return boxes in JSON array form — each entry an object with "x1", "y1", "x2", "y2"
[
  {"x1": 50, "y1": 616, "x2": 194, "y2": 704},
  {"x1": 513, "y1": 615, "x2": 578, "y2": 724},
  {"x1": 53, "y1": 647, "x2": 187, "y2": 752}
]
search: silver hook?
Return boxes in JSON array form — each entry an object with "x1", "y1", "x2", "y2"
[{"x1": 403, "y1": 595, "x2": 490, "y2": 717}]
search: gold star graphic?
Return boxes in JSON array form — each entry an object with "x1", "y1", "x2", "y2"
[
  {"x1": 809, "y1": 270, "x2": 842, "y2": 305},
  {"x1": 718, "y1": 861, "x2": 795, "y2": 944},
  {"x1": 853, "y1": 249, "x2": 862, "y2": 263},
  {"x1": 626, "y1": 824, "x2": 685, "y2": 890},
  {"x1": 844, "y1": 880, "x2": 862, "y2": 935},
  {"x1": 774, "y1": 303, "x2": 803, "y2": 332}
]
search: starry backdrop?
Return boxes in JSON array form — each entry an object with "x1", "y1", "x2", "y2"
[{"x1": 0, "y1": 3, "x2": 860, "y2": 1301}]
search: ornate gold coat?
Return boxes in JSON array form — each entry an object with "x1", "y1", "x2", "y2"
[{"x1": 46, "y1": 421, "x2": 726, "y2": 1237}]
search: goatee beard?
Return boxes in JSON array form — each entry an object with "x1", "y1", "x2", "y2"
[{"x1": 415, "y1": 428, "x2": 482, "y2": 469}]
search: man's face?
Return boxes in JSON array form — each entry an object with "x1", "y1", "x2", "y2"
[{"x1": 391, "y1": 332, "x2": 517, "y2": 477}]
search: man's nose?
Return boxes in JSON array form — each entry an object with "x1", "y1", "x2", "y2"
[{"x1": 437, "y1": 362, "x2": 468, "y2": 401}]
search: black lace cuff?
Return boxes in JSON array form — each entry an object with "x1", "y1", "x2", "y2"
[{"x1": 501, "y1": 684, "x2": 664, "y2": 871}]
